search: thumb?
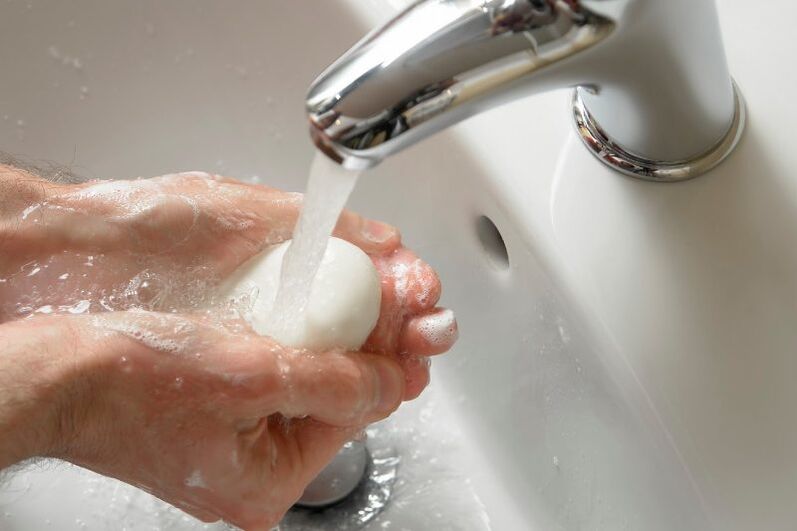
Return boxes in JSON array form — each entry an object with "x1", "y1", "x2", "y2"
[{"x1": 269, "y1": 349, "x2": 405, "y2": 426}]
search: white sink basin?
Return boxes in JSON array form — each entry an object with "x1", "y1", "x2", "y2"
[{"x1": 2, "y1": 1, "x2": 796, "y2": 530}]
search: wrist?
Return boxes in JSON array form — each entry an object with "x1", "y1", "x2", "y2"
[
  {"x1": 0, "y1": 165, "x2": 55, "y2": 256},
  {"x1": 0, "y1": 318, "x2": 95, "y2": 469},
  {"x1": 0, "y1": 164, "x2": 53, "y2": 214}
]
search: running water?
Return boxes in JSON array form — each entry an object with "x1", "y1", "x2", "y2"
[{"x1": 265, "y1": 152, "x2": 361, "y2": 340}]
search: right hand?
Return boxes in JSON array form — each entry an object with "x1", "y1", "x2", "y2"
[
  {"x1": 0, "y1": 167, "x2": 458, "y2": 528},
  {"x1": 0, "y1": 311, "x2": 405, "y2": 529}
]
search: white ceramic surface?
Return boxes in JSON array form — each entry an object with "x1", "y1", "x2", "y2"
[{"x1": 1, "y1": 1, "x2": 796, "y2": 530}]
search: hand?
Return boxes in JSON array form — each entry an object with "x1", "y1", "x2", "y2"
[
  {"x1": 0, "y1": 166, "x2": 458, "y2": 528},
  {"x1": 0, "y1": 311, "x2": 406, "y2": 529},
  {"x1": 0, "y1": 167, "x2": 454, "y2": 397}
]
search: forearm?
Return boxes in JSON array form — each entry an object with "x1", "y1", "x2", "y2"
[
  {"x1": 0, "y1": 366, "x2": 44, "y2": 469},
  {"x1": 0, "y1": 163, "x2": 54, "y2": 217},
  {"x1": 0, "y1": 165, "x2": 107, "y2": 276},
  {"x1": 0, "y1": 168, "x2": 55, "y2": 470},
  {"x1": 0, "y1": 164, "x2": 59, "y2": 260},
  {"x1": 0, "y1": 318, "x2": 83, "y2": 470}
]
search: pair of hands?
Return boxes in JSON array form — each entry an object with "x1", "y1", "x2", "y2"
[{"x1": 0, "y1": 167, "x2": 457, "y2": 529}]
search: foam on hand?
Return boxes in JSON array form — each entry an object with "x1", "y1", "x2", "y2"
[{"x1": 222, "y1": 237, "x2": 381, "y2": 350}]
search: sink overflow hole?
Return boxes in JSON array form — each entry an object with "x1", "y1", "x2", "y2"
[{"x1": 476, "y1": 215, "x2": 509, "y2": 270}]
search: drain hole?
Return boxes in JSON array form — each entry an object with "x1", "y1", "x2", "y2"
[{"x1": 476, "y1": 215, "x2": 509, "y2": 269}]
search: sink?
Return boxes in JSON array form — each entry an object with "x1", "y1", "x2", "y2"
[{"x1": 2, "y1": 0, "x2": 797, "y2": 529}]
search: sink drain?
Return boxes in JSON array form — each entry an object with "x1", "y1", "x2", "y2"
[
  {"x1": 279, "y1": 445, "x2": 400, "y2": 530},
  {"x1": 295, "y1": 441, "x2": 370, "y2": 509}
]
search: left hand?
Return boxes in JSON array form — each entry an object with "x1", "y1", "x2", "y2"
[{"x1": 0, "y1": 167, "x2": 458, "y2": 399}]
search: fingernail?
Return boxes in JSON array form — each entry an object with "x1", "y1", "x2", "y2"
[
  {"x1": 419, "y1": 309, "x2": 459, "y2": 347},
  {"x1": 362, "y1": 220, "x2": 397, "y2": 244},
  {"x1": 373, "y1": 359, "x2": 404, "y2": 415}
]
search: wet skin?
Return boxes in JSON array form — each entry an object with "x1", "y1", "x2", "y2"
[{"x1": 0, "y1": 166, "x2": 458, "y2": 530}]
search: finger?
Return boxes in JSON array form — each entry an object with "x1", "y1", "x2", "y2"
[
  {"x1": 277, "y1": 350, "x2": 405, "y2": 426},
  {"x1": 399, "y1": 355, "x2": 431, "y2": 401},
  {"x1": 189, "y1": 172, "x2": 401, "y2": 254},
  {"x1": 214, "y1": 179, "x2": 403, "y2": 255},
  {"x1": 334, "y1": 209, "x2": 402, "y2": 255},
  {"x1": 399, "y1": 308, "x2": 459, "y2": 357},
  {"x1": 366, "y1": 249, "x2": 442, "y2": 354},
  {"x1": 380, "y1": 247, "x2": 442, "y2": 314},
  {"x1": 212, "y1": 182, "x2": 402, "y2": 256}
]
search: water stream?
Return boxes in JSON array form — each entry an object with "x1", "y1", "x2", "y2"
[{"x1": 264, "y1": 152, "x2": 360, "y2": 342}]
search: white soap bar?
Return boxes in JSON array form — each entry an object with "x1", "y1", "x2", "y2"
[{"x1": 223, "y1": 237, "x2": 381, "y2": 350}]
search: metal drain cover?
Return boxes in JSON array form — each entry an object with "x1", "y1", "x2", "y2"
[
  {"x1": 280, "y1": 445, "x2": 400, "y2": 530},
  {"x1": 295, "y1": 441, "x2": 370, "y2": 509}
]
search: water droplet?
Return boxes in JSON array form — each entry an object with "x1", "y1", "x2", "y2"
[
  {"x1": 67, "y1": 299, "x2": 91, "y2": 314},
  {"x1": 20, "y1": 261, "x2": 39, "y2": 275}
]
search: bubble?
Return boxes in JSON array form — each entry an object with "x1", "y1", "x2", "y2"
[
  {"x1": 414, "y1": 317, "x2": 453, "y2": 355},
  {"x1": 66, "y1": 299, "x2": 91, "y2": 314}
]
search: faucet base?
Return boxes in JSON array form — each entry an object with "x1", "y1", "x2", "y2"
[{"x1": 572, "y1": 82, "x2": 746, "y2": 182}]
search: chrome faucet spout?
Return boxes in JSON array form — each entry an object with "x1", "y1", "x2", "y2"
[{"x1": 307, "y1": 0, "x2": 744, "y2": 181}]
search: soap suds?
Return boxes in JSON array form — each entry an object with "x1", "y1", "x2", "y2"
[
  {"x1": 95, "y1": 314, "x2": 196, "y2": 356},
  {"x1": 184, "y1": 469, "x2": 207, "y2": 489},
  {"x1": 391, "y1": 262, "x2": 410, "y2": 301},
  {"x1": 417, "y1": 309, "x2": 458, "y2": 346},
  {"x1": 20, "y1": 204, "x2": 40, "y2": 220},
  {"x1": 391, "y1": 259, "x2": 433, "y2": 307}
]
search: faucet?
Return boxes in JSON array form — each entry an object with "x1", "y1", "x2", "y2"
[{"x1": 305, "y1": 0, "x2": 745, "y2": 182}]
